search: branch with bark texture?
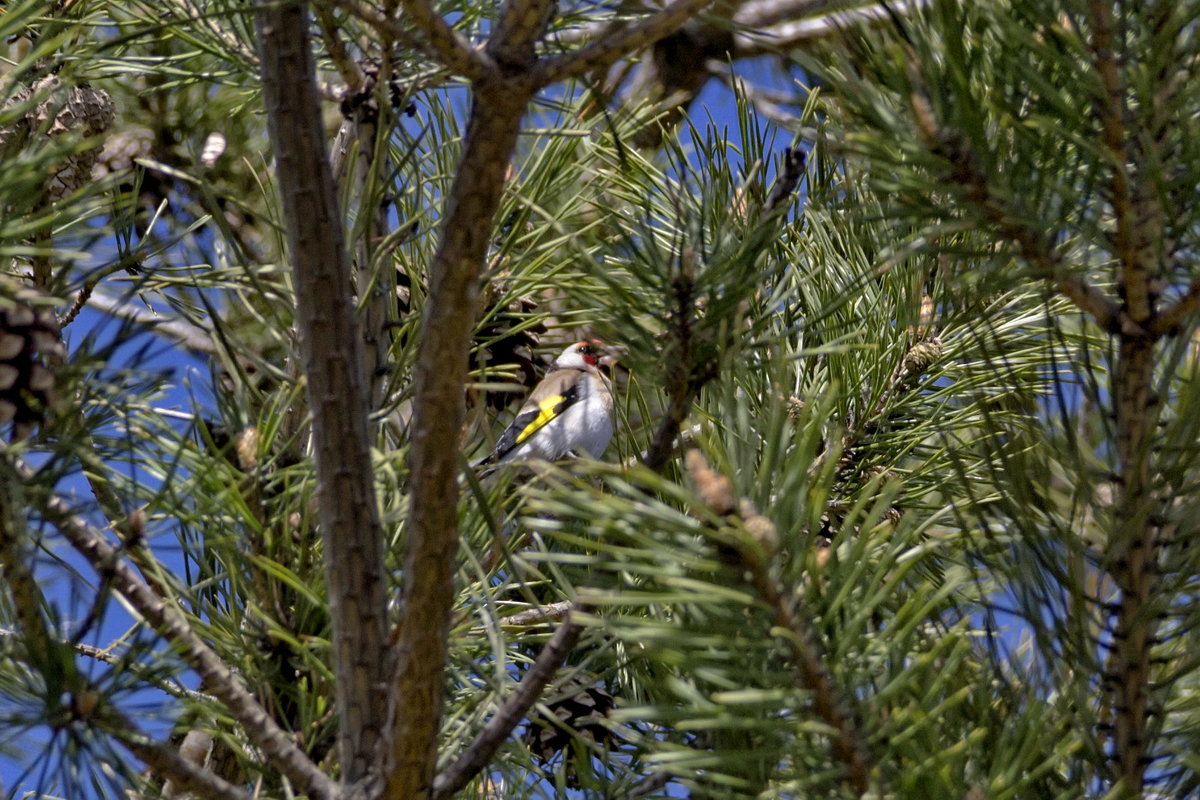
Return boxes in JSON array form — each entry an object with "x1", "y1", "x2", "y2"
[
  {"x1": 535, "y1": 0, "x2": 717, "y2": 86},
  {"x1": 732, "y1": 0, "x2": 915, "y2": 56},
  {"x1": 255, "y1": 2, "x2": 391, "y2": 789}
]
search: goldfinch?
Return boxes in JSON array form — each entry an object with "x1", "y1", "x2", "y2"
[{"x1": 475, "y1": 340, "x2": 615, "y2": 474}]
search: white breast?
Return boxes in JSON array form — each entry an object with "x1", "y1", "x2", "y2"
[{"x1": 504, "y1": 371, "x2": 613, "y2": 463}]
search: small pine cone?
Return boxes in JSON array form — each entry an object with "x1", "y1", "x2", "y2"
[
  {"x1": 685, "y1": 448, "x2": 735, "y2": 516},
  {"x1": 0, "y1": 282, "x2": 65, "y2": 432},
  {"x1": 740, "y1": 506, "x2": 779, "y2": 559},
  {"x1": 31, "y1": 79, "x2": 115, "y2": 202},
  {"x1": 899, "y1": 337, "x2": 943, "y2": 382}
]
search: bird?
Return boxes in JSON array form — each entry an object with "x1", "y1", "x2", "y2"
[{"x1": 474, "y1": 340, "x2": 616, "y2": 475}]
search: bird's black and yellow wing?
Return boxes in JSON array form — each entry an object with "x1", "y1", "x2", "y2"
[{"x1": 477, "y1": 370, "x2": 583, "y2": 467}]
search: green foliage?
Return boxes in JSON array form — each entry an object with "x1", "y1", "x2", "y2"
[{"x1": 1, "y1": 0, "x2": 1199, "y2": 798}]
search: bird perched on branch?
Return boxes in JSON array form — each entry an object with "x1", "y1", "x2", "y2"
[{"x1": 474, "y1": 340, "x2": 616, "y2": 476}]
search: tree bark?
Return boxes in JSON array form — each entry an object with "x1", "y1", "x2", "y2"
[
  {"x1": 255, "y1": 1, "x2": 390, "y2": 787},
  {"x1": 387, "y1": 72, "x2": 533, "y2": 800}
]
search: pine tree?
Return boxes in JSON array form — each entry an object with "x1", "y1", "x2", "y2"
[{"x1": 1, "y1": 1, "x2": 1198, "y2": 799}]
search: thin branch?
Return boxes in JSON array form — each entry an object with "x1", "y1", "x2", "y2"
[
  {"x1": 499, "y1": 600, "x2": 575, "y2": 627},
  {"x1": 99, "y1": 709, "x2": 254, "y2": 800},
  {"x1": 1152, "y1": 281, "x2": 1200, "y2": 337},
  {"x1": 162, "y1": 730, "x2": 216, "y2": 799},
  {"x1": 1086, "y1": 0, "x2": 1147, "y2": 324},
  {"x1": 323, "y1": 0, "x2": 434, "y2": 64},
  {"x1": 35, "y1": 476, "x2": 338, "y2": 800},
  {"x1": 642, "y1": 249, "x2": 700, "y2": 474},
  {"x1": 534, "y1": 0, "x2": 717, "y2": 87},
  {"x1": 431, "y1": 605, "x2": 586, "y2": 799},
  {"x1": 314, "y1": 3, "x2": 367, "y2": 90},
  {"x1": 398, "y1": 0, "x2": 494, "y2": 79},
  {"x1": 643, "y1": 382, "x2": 696, "y2": 473},
  {"x1": 734, "y1": 0, "x2": 850, "y2": 31},
  {"x1": 86, "y1": 291, "x2": 215, "y2": 355},
  {"x1": 909, "y1": 98, "x2": 1122, "y2": 331},
  {"x1": 255, "y1": 1, "x2": 390, "y2": 786},
  {"x1": 0, "y1": 626, "x2": 211, "y2": 703},
  {"x1": 60, "y1": 279, "x2": 95, "y2": 328}
]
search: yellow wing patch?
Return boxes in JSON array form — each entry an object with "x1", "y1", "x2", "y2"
[{"x1": 516, "y1": 395, "x2": 565, "y2": 444}]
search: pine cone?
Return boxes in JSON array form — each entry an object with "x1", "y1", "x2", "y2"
[
  {"x1": 899, "y1": 337, "x2": 943, "y2": 382},
  {"x1": 471, "y1": 290, "x2": 545, "y2": 410},
  {"x1": 0, "y1": 282, "x2": 64, "y2": 433},
  {"x1": 525, "y1": 684, "x2": 618, "y2": 767},
  {"x1": 0, "y1": 76, "x2": 114, "y2": 203},
  {"x1": 36, "y1": 79, "x2": 114, "y2": 202}
]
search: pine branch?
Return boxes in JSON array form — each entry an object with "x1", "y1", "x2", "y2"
[
  {"x1": 684, "y1": 449, "x2": 874, "y2": 794},
  {"x1": 0, "y1": 626, "x2": 210, "y2": 703},
  {"x1": 255, "y1": 1, "x2": 390, "y2": 787},
  {"x1": 431, "y1": 605, "x2": 586, "y2": 799},
  {"x1": 643, "y1": 249, "x2": 700, "y2": 473},
  {"x1": 1152, "y1": 281, "x2": 1200, "y2": 337},
  {"x1": 1086, "y1": 0, "x2": 1149, "y2": 325},
  {"x1": 1081, "y1": 6, "x2": 1171, "y2": 791},
  {"x1": 36, "y1": 478, "x2": 338, "y2": 800},
  {"x1": 328, "y1": 50, "x2": 400, "y2": 407},
  {"x1": 908, "y1": 95, "x2": 1122, "y2": 332},
  {"x1": 534, "y1": 0, "x2": 718, "y2": 86}
]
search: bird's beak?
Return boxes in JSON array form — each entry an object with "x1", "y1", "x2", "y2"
[{"x1": 598, "y1": 344, "x2": 623, "y2": 368}]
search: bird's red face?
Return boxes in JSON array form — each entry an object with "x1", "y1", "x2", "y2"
[
  {"x1": 575, "y1": 340, "x2": 602, "y2": 366},
  {"x1": 576, "y1": 339, "x2": 618, "y2": 368}
]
